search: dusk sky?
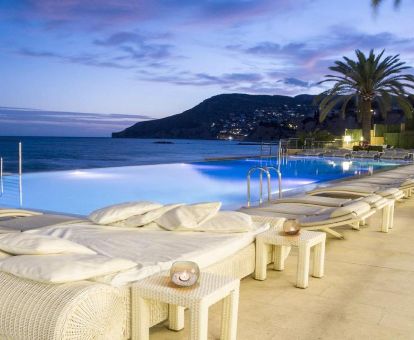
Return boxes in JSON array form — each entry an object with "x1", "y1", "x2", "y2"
[{"x1": 0, "y1": 0, "x2": 414, "y2": 136}]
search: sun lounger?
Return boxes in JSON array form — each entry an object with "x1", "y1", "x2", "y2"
[
  {"x1": 272, "y1": 194, "x2": 394, "y2": 233},
  {"x1": 327, "y1": 149, "x2": 352, "y2": 158},
  {"x1": 296, "y1": 149, "x2": 324, "y2": 156},
  {"x1": 308, "y1": 184, "x2": 404, "y2": 200},
  {"x1": 0, "y1": 208, "x2": 42, "y2": 219},
  {"x1": 352, "y1": 177, "x2": 414, "y2": 197},
  {"x1": 307, "y1": 184, "x2": 405, "y2": 230},
  {"x1": 352, "y1": 151, "x2": 381, "y2": 159},
  {"x1": 241, "y1": 201, "x2": 372, "y2": 239},
  {"x1": 381, "y1": 150, "x2": 413, "y2": 160}
]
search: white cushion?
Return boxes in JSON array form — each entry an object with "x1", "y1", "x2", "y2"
[
  {"x1": 377, "y1": 188, "x2": 403, "y2": 198},
  {"x1": 330, "y1": 202, "x2": 371, "y2": 218},
  {"x1": 0, "y1": 254, "x2": 137, "y2": 283},
  {"x1": 0, "y1": 233, "x2": 96, "y2": 255},
  {"x1": 197, "y1": 211, "x2": 253, "y2": 233},
  {"x1": 0, "y1": 250, "x2": 11, "y2": 259},
  {"x1": 88, "y1": 201, "x2": 162, "y2": 224},
  {"x1": 156, "y1": 202, "x2": 222, "y2": 231},
  {"x1": 113, "y1": 204, "x2": 183, "y2": 228}
]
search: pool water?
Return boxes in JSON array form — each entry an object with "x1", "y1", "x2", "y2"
[{"x1": 0, "y1": 157, "x2": 402, "y2": 215}]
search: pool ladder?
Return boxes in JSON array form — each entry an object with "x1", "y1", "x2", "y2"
[{"x1": 247, "y1": 142, "x2": 283, "y2": 207}]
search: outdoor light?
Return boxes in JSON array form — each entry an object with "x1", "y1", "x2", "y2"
[
  {"x1": 360, "y1": 136, "x2": 364, "y2": 141},
  {"x1": 342, "y1": 161, "x2": 352, "y2": 171},
  {"x1": 170, "y1": 261, "x2": 200, "y2": 287},
  {"x1": 344, "y1": 135, "x2": 352, "y2": 144},
  {"x1": 282, "y1": 219, "x2": 301, "y2": 235}
]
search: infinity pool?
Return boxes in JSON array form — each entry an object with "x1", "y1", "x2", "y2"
[{"x1": 0, "y1": 157, "x2": 402, "y2": 215}]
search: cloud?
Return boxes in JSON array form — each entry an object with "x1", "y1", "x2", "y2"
[
  {"x1": 1, "y1": 0, "x2": 312, "y2": 29},
  {"x1": 16, "y1": 29, "x2": 175, "y2": 70},
  {"x1": 141, "y1": 70, "x2": 323, "y2": 96},
  {"x1": 224, "y1": 26, "x2": 414, "y2": 91},
  {"x1": 282, "y1": 78, "x2": 314, "y2": 88},
  {"x1": 238, "y1": 27, "x2": 414, "y2": 71},
  {"x1": 17, "y1": 48, "x2": 134, "y2": 69},
  {"x1": 144, "y1": 72, "x2": 264, "y2": 86},
  {"x1": 94, "y1": 32, "x2": 146, "y2": 46},
  {"x1": 245, "y1": 42, "x2": 309, "y2": 58},
  {"x1": 94, "y1": 31, "x2": 173, "y2": 61},
  {"x1": 0, "y1": 107, "x2": 153, "y2": 137}
]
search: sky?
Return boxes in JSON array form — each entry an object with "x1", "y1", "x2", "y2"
[{"x1": 0, "y1": 0, "x2": 414, "y2": 136}]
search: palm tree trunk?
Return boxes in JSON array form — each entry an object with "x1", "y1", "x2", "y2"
[{"x1": 360, "y1": 100, "x2": 372, "y2": 143}]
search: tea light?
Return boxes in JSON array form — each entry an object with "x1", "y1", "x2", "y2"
[
  {"x1": 283, "y1": 219, "x2": 300, "y2": 235},
  {"x1": 170, "y1": 261, "x2": 200, "y2": 287}
]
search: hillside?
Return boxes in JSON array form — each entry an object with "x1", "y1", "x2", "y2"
[{"x1": 112, "y1": 93, "x2": 317, "y2": 140}]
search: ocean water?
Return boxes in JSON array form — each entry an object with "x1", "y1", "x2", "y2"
[{"x1": 0, "y1": 136, "x2": 261, "y2": 173}]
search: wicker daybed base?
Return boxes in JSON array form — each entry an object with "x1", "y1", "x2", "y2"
[{"x1": 0, "y1": 242, "x2": 257, "y2": 340}]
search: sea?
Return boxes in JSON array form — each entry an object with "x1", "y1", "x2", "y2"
[{"x1": 0, "y1": 136, "x2": 262, "y2": 173}]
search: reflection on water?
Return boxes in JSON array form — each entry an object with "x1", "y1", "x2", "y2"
[{"x1": 0, "y1": 157, "x2": 402, "y2": 215}]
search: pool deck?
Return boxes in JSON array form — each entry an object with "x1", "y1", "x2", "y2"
[{"x1": 150, "y1": 197, "x2": 414, "y2": 339}]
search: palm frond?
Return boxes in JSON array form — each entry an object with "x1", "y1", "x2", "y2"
[{"x1": 317, "y1": 49, "x2": 414, "y2": 124}]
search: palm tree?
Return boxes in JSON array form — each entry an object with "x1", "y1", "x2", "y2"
[{"x1": 317, "y1": 49, "x2": 414, "y2": 143}]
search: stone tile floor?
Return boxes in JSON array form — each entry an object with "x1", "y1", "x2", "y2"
[{"x1": 151, "y1": 198, "x2": 414, "y2": 339}]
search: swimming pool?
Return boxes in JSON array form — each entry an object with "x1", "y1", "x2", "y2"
[{"x1": 0, "y1": 157, "x2": 403, "y2": 215}]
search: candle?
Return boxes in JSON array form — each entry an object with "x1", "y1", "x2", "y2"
[
  {"x1": 179, "y1": 270, "x2": 190, "y2": 282},
  {"x1": 283, "y1": 219, "x2": 300, "y2": 235},
  {"x1": 170, "y1": 261, "x2": 200, "y2": 287}
]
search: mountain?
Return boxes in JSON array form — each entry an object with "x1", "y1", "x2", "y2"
[{"x1": 112, "y1": 93, "x2": 318, "y2": 140}]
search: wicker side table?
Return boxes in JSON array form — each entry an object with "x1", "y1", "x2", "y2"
[
  {"x1": 255, "y1": 228, "x2": 326, "y2": 288},
  {"x1": 131, "y1": 272, "x2": 240, "y2": 340}
]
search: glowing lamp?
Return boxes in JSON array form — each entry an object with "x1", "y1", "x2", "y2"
[
  {"x1": 282, "y1": 219, "x2": 301, "y2": 236},
  {"x1": 343, "y1": 135, "x2": 352, "y2": 143},
  {"x1": 342, "y1": 161, "x2": 352, "y2": 171},
  {"x1": 170, "y1": 261, "x2": 200, "y2": 287}
]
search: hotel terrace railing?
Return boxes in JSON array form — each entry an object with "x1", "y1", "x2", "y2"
[{"x1": 303, "y1": 139, "x2": 343, "y2": 150}]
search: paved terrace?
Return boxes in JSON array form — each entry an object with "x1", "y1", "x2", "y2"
[{"x1": 151, "y1": 197, "x2": 414, "y2": 339}]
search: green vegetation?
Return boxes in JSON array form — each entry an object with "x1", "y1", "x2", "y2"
[{"x1": 317, "y1": 49, "x2": 414, "y2": 143}]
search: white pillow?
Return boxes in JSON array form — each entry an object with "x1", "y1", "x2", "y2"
[
  {"x1": 156, "y1": 202, "x2": 222, "y2": 231},
  {"x1": 88, "y1": 201, "x2": 162, "y2": 224},
  {"x1": 0, "y1": 233, "x2": 96, "y2": 255},
  {"x1": 112, "y1": 204, "x2": 183, "y2": 228},
  {"x1": 197, "y1": 211, "x2": 253, "y2": 233},
  {"x1": 0, "y1": 254, "x2": 137, "y2": 283}
]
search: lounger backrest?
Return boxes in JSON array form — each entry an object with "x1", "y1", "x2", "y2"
[
  {"x1": 330, "y1": 201, "x2": 371, "y2": 218},
  {"x1": 275, "y1": 195, "x2": 350, "y2": 207}
]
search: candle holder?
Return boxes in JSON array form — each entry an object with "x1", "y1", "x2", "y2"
[
  {"x1": 170, "y1": 261, "x2": 200, "y2": 287},
  {"x1": 282, "y1": 219, "x2": 301, "y2": 236}
]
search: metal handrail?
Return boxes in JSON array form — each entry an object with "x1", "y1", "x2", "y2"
[
  {"x1": 247, "y1": 139, "x2": 285, "y2": 206},
  {"x1": 247, "y1": 166, "x2": 271, "y2": 207},
  {"x1": 264, "y1": 166, "x2": 282, "y2": 199}
]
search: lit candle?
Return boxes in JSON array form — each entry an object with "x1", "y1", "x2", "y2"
[
  {"x1": 170, "y1": 261, "x2": 200, "y2": 287},
  {"x1": 179, "y1": 270, "x2": 190, "y2": 282}
]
